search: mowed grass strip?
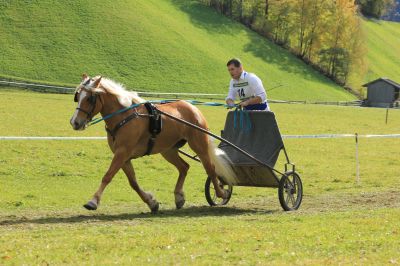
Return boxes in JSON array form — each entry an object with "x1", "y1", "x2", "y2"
[{"x1": 348, "y1": 18, "x2": 400, "y2": 92}]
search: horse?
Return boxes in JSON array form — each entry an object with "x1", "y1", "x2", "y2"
[{"x1": 70, "y1": 74, "x2": 236, "y2": 213}]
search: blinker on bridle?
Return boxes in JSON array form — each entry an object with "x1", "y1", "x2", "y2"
[{"x1": 74, "y1": 78, "x2": 102, "y2": 121}]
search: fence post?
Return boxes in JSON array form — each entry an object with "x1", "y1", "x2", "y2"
[
  {"x1": 386, "y1": 108, "x2": 389, "y2": 124},
  {"x1": 355, "y1": 133, "x2": 360, "y2": 184}
]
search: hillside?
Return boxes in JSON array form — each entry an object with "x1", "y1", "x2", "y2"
[
  {"x1": 364, "y1": 19, "x2": 400, "y2": 82},
  {"x1": 0, "y1": 0, "x2": 355, "y2": 101},
  {"x1": 349, "y1": 18, "x2": 400, "y2": 93}
]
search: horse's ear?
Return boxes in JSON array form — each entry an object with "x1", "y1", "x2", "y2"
[
  {"x1": 81, "y1": 73, "x2": 88, "y2": 82},
  {"x1": 92, "y1": 76, "x2": 102, "y2": 88}
]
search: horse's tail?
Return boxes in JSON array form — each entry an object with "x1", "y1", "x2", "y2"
[{"x1": 207, "y1": 137, "x2": 237, "y2": 185}]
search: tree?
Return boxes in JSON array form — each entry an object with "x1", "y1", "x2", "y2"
[
  {"x1": 357, "y1": 0, "x2": 395, "y2": 18},
  {"x1": 318, "y1": 0, "x2": 364, "y2": 83},
  {"x1": 199, "y1": 0, "x2": 366, "y2": 89}
]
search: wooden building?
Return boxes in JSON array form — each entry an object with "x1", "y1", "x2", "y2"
[{"x1": 362, "y1": 78, "x2": 400, "y2": 108}]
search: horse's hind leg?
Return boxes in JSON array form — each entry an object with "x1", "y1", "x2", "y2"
[
  {"x1": 122, "y1": 160, "x2": 159, "y2": 213},
  {"x1": 187, "y1": 136, "x2": 227, "y2": 199},
  {"x1": 161, "y1": 149, "x2": 190, "y2": 209}
]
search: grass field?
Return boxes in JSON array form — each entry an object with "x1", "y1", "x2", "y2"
[
  {"x1": 363, "y1": 19, "x2": 400, "y2": 83},
  {"x1": 0, "y1": 88, "x2": 400, "y2": 264},
  {"x1": 0, "y1": 0, "x2": 354, "y2": 101},
  {"x1": 349, "y1": 18, "x2": 400, "y2": 93}
]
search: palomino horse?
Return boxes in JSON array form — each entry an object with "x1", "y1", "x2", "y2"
[{"x1": 70, "y1": 74, "x2": 235, "y2": 212}]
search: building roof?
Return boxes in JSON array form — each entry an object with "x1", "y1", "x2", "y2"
[{"x1": 362, "y1": 78, "x2": 400, "y2": 89}]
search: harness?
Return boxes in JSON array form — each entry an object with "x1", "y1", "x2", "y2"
[
  {"x1": 143, "y1": 102, "x2": 162, "y2": 155},
  {"x1": 104, "y1": 102, "x2": 162, "y2": 156},
  {"x1": 74, "y1": 89, "x2": 102, "y2": 121},
  {"x1": 74, "y1": 81, "x2": 162, "y2": 156},
  {"x1": 74, "y1": 79, "x2": 104, "y2": 122},
  {"x1": 105, "y1": 111, "x2": 139, "y2": 140}
]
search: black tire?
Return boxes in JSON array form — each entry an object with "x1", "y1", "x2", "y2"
[
  {"x1": 205, "y1": 176, "x2": 233, "y2": 206},
  {"x1": 278, "y1": 171, "x2": 303, "y2": 211}
]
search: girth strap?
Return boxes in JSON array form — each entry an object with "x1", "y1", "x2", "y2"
[{"x1": 144, "y1": 102, "x2": 162, "y2": 156}]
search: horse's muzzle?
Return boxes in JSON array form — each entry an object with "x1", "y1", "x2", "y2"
[{"x1": 70, "y1": 119, "x2": 86, "y2": 131}]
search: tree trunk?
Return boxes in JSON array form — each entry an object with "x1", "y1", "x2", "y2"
[{"x1": 298, "y1": 0, "x2": 306, "y2": 56}]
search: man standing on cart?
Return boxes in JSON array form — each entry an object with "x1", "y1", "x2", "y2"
[{"x1": 225, "y1": 58, "x2": 270, "y2": 111}]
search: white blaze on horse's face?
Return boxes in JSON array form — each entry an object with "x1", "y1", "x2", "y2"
[
  {"x1": 70, "y1": 77, "x2": 93, "y2": 130},
  {"x1": 70, "y1": 89, "x2": 89, "y2": 130},
  {"x1": 70, "y1": 76, "x2": 103, "y2": 130}
]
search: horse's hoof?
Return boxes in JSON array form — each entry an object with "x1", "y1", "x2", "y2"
[
  {"x1": 175, "y1": 199, "x2": 185, "y2": 209},
  {"x1": 175, "y1": 192, "x2": 185, "y2": 209},
  {"x1": 146, "y1": 193, "x2": 159, "y2": 213},
  {"x1": 151, "y1": 202, "x2": 159, "y2": 214},
  {"x1": 83, "y1": 201, "x2": 97, "y2": 210},
  {"x1": 217, "y1": 189, "x2": 231, "y2": 199},
  {"x1": 223, "y1": 189, "x2": 231, "y2": 199}
]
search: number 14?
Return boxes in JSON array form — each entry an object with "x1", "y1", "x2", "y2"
[{"x1": 237, "y1": 88, "x2": 245, "y2": 98}]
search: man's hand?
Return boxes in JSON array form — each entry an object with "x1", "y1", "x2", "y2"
[
  {"x1": 240, "y1": 96, "x2": 262, "y2": 108},
  {"x1": 226, "y1": 99, "x2": 235, "y2": 109},
  {"x1": 239, "y1": 101, "x2": 248, "y2": 108}
]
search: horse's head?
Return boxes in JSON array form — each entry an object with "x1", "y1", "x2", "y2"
[{"x1": 70, "y1": 74, "x2": 104, "y2": 130}]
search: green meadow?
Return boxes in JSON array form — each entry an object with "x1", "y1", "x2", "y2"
[
  {"x1": 0, "y1": 0, "x2": 354, "y2": 101},
  {"x1": 349, "y1": 18, "x2": 400, "y2": 93},
  {"x1": 1, "y1": 0, "x2": 399, "y2": 264},
  {"x1": 0, "y1": 88, "x2": 399, "y2": 264},
  {"x1": 363, "y1": 19, "x2": 400, "y2": 83}
]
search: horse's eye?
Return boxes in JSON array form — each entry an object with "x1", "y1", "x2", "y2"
[{"x1": 87, "y1": 95, "x2": 96, "y2": 104}]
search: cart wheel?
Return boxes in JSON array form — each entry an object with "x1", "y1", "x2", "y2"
[
  {"x1": 278, "y1": 171, "x2": 303, "y2": 211},
  {"x1": 205, "y1": 176, "x2": 233, "y2": 206}
]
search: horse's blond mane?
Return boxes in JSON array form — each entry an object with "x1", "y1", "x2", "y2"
[{"x1": 94, "y1": 76, "x2": 145, "y2": 107}]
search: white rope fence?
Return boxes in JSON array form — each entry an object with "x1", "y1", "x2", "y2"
[
  {"x1": 1, "y1": 79, "x2": 365, "y2": 105},
  {"x1": 1, "y1": 134, "x2": 399, "y2": 184},
  {"x1": 1, "y1": 134, "x2": 400, "y2": 140},
  {"x1": 0, "y1": 136, "x2": 107, "y2": 140},
  {"x1": 283, "y1": 134, "x2": 400, "y2": 139}
]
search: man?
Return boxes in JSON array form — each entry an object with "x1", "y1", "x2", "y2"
[{"x1": 225, "y1": 58, "x2": 270, "y2": 111}]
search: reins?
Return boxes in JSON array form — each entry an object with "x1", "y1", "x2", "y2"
[{"x1": 88, "y1": 99, "x2": 237, "y2": 127}]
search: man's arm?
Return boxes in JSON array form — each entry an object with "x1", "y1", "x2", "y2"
[
  {"x1": 239, "y1": 75, "x2": 266, "y2": 107},
  {"x1": 225, "y1": 81, "x2": 236, "y2": 106},
  {"x1": 239, "y1": 96, "x2": 262, "y2": 107}
]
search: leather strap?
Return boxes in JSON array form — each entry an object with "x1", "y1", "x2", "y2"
[{"x1": 106, "y1": 112, "x2": 139, "y2": 141}]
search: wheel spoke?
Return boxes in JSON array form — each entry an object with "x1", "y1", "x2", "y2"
[
  {"x1": 292, "y1": 177, "x2": 297, "y2": 193},
  {"x1": 285, "y1": 193, "x2": 290, "y2": 205},
  {"x1": 289, "y1": 193, "x2": 295, "y2": 206}
]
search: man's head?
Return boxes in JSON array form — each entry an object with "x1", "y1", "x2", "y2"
[{"x1": 227, "y1": 58, "x2": 243, "y2": 80}]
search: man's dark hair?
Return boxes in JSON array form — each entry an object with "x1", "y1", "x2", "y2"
[{"x1": 227, "y1": 58, "x2": 242, "y2": 67}]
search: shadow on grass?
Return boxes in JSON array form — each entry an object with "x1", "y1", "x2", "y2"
[{"x1": 0, "y1": 205, "x2": 279, "y2": 226}]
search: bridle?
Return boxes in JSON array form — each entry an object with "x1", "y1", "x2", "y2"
[{"x1": 74, "y1": 80, "x2": 103, "y2": 122}]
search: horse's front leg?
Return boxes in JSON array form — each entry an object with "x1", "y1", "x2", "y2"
[
  {"x1": 121, "y1": 160, "x2": 159, "y2": 213},
  {"x1": 83, "y1": 149, "x2": 128, "y2": 210}
]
